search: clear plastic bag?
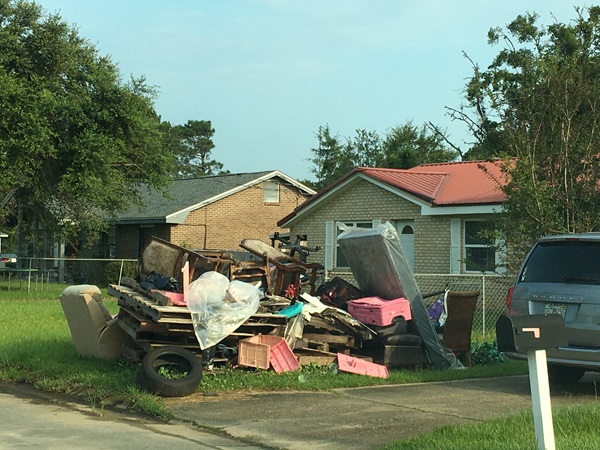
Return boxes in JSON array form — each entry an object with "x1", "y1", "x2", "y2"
[{"x1": 187, "y1": 271, "x2": 261, "y2": 349}]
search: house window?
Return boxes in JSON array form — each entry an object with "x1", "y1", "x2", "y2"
[
  {"x1": 464, "y1": 221, "x2": 496, "y2": 272},
  {"x1": 336, "y1": 221, "x2": 373, "y2": 268},
  {"x1": 264, "y1": 180, "x2": 280, "y2": 203}
]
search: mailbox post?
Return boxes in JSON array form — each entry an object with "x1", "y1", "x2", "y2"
[{"x1": 496, "y1": 314, "x2": 567, "y2": 450}]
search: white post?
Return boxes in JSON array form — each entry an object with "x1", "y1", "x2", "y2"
[
  {"x1": 481, "y1": 275, "x2": 486, "y2": 336},
  {"x1": 527, "y1": 349, "x2": 556, "y2": 450},
  {"x1": 118, "y1": 260, "x2": 125, "y2": 285}
]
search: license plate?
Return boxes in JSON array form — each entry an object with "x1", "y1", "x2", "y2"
[{"x1": 544, "y1": 302, "x2": 567, "y2": 318}]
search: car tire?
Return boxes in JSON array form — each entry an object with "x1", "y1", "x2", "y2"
[
  {"x1": 547, "y1": 364, "x2": 585, "y2": 385},
  {"x1": 135, "y1": 346, "x2": 202, "y2": 397}
]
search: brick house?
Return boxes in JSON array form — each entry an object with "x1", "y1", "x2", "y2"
[
  {"x1": 277, "y1": 161, "x2": 507, "y2": 276},
  {"x1": 110, "y1": 171, "x2": 315, "y2": 258}
]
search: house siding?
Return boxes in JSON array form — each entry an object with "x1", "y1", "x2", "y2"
[
  {"x1": 288, "y1": 179, "x2": 501, "y2": 276},
  {"x1": 115, "y1": 180, "x2": 308, "y2": 254},
  {"x1": 414, "y1": 215, "x2": 451, "y2": 273},
  {"x1": 117, "y1": 224, "x2": 171, "y2": 258},
  {"x1": 289, "y1": 179, "x2": 422, "y2": 269}
]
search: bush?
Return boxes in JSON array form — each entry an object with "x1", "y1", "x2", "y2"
[{"x1": 471, "y1": 341, "x2": 507, "y2": 366}]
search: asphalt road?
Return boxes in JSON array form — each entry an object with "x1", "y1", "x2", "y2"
[{"x1": 0, "y1": 383, "x2": 267, "y2": 449}]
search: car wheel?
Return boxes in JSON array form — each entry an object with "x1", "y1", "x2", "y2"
[
  {"x1": 135, "y1": 346, "x2": 202, "y2": 397},
  {"x1": 547, "y1": 364, "x2": 585, "y2": 385}
]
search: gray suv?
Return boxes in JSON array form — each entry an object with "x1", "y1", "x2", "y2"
[{"x1": 506, "y1": 233, "x2": 600, "y2": 384}]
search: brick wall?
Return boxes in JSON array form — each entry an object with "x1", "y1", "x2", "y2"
[
  {"x1": 291, "y1": 179, "x2": 421, "y2": 268},
  {"x1": 167, "y1": 179, "x2": 308, "y2": 251},
  {"x1": 288, "y1": 179, "x2": 497, "y2": 275},
  {"x1": 116, "y1": 224, "x2": 171, "y2": 258},
  {"x1": 414, "y1": 215, "x2": 451, "y2": 273}
]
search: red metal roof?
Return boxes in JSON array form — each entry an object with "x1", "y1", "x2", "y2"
[
  {"x1": 362, "y1": 160, "x2": 506, "y2": 205},
  {"x1": 277, "y1": 160, "x2": 506, "y2": 226}
]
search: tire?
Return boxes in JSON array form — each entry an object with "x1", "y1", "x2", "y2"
[
  {"x1": 135, "y1": 346, "x2": 202, "y2": 397},
  {"x1": 547, "y1": 364, "x2": 585, "y2": 385}
]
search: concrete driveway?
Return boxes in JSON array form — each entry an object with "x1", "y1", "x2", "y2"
[{"x1": 166, "y1": 373, "x2": 600, "y2": 449}]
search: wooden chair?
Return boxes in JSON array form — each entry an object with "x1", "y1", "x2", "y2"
[
  {"x1": 237, "y1": 239, "x2": 323, "y2": 296},
  {"x1": 441, "y1": 290, "x2": 480, "y2": 367},
  {"x1": 138, "y1": 236, "x2": 234, "y2": 285}
]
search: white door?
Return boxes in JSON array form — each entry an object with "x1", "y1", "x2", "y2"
[{"x1": 396, "y1": 221, "x2": 415, "y2": 271}]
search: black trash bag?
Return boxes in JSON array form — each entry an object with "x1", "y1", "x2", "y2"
[{"x1": 140, "y1": 271, "x2": 181, "y2": 292}]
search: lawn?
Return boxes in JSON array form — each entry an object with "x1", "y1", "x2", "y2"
[
  {"x1": 383, "y1": 403, "x2": 600, "y2": 449},
  {"x1": 0, "y1": 286, "x2": 528, "y2": 412},
  {"x1": 10, "y1": 285, "x2": 595, "y2": 450}
]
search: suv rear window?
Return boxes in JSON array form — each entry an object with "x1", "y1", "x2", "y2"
[{"x1": 520, "y1": 240, "x2": 600, "y2": 284}]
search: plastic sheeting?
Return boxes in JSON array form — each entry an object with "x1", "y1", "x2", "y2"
[
  {"x1": 187, "y1": 271, "x2": 261, "y2": 350},
  {"x1": 337, "y1": 222, "x2": 459, "y2": 370}
]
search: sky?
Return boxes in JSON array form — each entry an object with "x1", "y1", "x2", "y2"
[{"x1": 36, "y1": 0, "x2": 584, "y2": 182}]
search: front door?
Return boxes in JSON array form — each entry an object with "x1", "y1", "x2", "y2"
[{"x1": 396, "y1": 221, "x2": 415, "y2": 271}]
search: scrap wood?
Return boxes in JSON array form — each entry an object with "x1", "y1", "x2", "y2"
[
  {"x1": 306, "y1": 311, "x2": 374, "y2": 341},
  {"x1": 293, "y1": 348, "x2": 338, "y2": 366},
  {"x1": 120, "y1": 277, "x2": 173, "y2": 306},
  {"x1": 294, "y1": 338, "x2": 329, "y2": 352},
  {"x1": 301, "y1": 333, "x2": 355, "y2": 347},
  {"x1": 108, "y1": 284, "x2": 190, "y2": 321}
]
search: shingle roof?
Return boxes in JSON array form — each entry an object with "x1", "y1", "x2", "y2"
[{"x1": 115, "y1": 171, "x2": 314, "y2": 224}]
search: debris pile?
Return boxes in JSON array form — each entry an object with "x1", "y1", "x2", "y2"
[{"x1": 108, "y1": 224, "x2": 453, "y2": 378}]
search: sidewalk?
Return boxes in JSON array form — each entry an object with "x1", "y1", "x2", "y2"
[{"x1": 166, "y1": 373, "x2": 600, "y2": 450}]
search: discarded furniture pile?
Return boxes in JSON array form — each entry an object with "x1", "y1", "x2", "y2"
[
  {"x1": 103, "y1": 234, "x2": 436, "y2": 371},
  {"x1": 60, "y1": 224, "x2": 476, "y2": 395}
]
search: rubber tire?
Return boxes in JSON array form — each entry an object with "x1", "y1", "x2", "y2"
[
  {"x1": 547, "y1": 364, "x2": 585, "y2": 385},
  {"x1": 135, "y1": 346, "x2": 202, "y2": 397}
]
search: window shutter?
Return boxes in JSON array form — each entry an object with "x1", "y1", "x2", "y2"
[
  {"x1": 450, "y1": 218, "x2": 461, "y2": 274},
  {"x1": 324, "y1": 220, "x2": 334, "y2": 273}
]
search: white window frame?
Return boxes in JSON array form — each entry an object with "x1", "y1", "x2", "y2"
[
  {"x1": 264, "y1": 180, "x2": 280, "y2": 203},
  {"x1": 334, "y1": 220, "x2": 374, "y2": 269},
  {"x1": 463, "y1": 220, "x2": 497, "y2": 273}
]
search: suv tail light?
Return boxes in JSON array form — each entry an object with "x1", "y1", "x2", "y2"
[{"x1": 505, "y1": 286, "x2": 515, "y2": 314}]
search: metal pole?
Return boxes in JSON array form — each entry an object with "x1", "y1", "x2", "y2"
[
  {"x1": 482, "y1": 275, "x2": 486, "y2": 337},
  {"x1": 28, "y1": 258, "x2": 32, "y2": 292},
  {"x1": 118, "y1": 260, "x2": 125, "y2": 285}
]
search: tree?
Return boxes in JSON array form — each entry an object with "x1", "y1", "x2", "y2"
[
  {"x1": 172, "y1": 120, "x2": 225, "y2": 178},
  {"x1": 381, "y1": 122, "x2": 458, "y2": 168},
  {"x1": 308, "y1": 125, "x2": 352, "y2": 189},
  {"x1": 0, "y1": 1, "x2": 175, "y2": 250},
  {"x1": 308, "y1": 122, "x2": 458, "y2": 189},
  {"x1": 461, "y1": 6, "x2": 600, "y2": 264}
]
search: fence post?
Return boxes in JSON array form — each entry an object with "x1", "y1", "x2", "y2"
[
  {"x1": 481, "y1": 275, "x2": 486, "y2": 337},
  {"x1": 28, "y1": 257, "x2": 32, "y2": 292},
  {"x1": 118, "y1": 260, "x2": 125, "y2": 285}
]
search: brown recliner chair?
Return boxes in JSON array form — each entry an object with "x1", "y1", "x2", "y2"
[
  {"x1": 59, "y1": 284, "x2": 131, "y2": 360},
  {"x1": 441, "y1": 290, "x2": 480, "y2": 367}
]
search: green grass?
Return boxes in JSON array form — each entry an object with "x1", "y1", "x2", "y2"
[
  {"x1": 0, "y1": 288, "x2": 527, "y2": 419},
  {"x1": 383, "y1": 403, "x2": 600, "y2": 450}
]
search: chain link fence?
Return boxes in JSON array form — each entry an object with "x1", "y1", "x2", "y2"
[
  {"x1": 329, "y1": 271, "x2": 515, "y2": 339},
  {"x1": 0, "y1": 258, "x2": 138, "y2": 291},
  {"x1": 3, "y1": 258, "x2": 514, "y2": 338}
]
